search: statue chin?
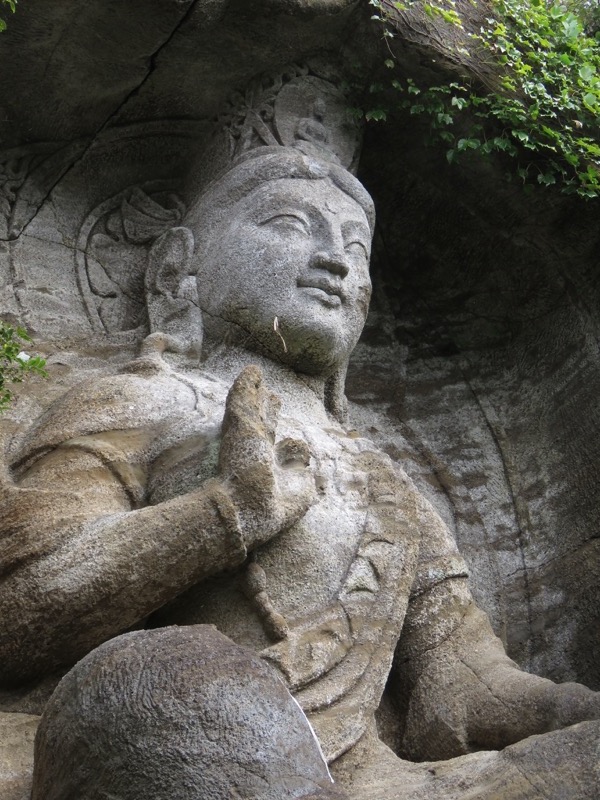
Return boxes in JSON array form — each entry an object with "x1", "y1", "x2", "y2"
[{"x1": 201, "y1": 307, "x2": 358, "y2": 379}]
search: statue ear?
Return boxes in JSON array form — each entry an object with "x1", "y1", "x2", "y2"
[
  {"x1": 146, "y1": 226, "x2": 193, "y2": 296},
  {"x1": 143, "y1": 227, "x2": 203, "y2": 357}
]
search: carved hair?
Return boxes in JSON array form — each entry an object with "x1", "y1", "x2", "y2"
[{"x1": 184, "y1": 147, "x2": 375, "y2": 245}]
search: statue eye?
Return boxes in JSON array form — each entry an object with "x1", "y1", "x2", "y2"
[
  {"x1": 261, "y1": 214, "x2": 310, "y2": 236},
  {"x1": 345, "y1": 240, "x2": 369, "y2": 260}
]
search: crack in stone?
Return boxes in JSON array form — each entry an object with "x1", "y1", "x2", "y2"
[
  {"x1": 6, "y1": 231, "x2": 86, "y2": 254},
  {"x1": 395, "y1": 597, "x2": 470, "y2": 665},
  {"x1": 41, "y1": 5, "x2": 86, "y2": 82},
  {"x1": 502, "y1": 754, "x2": 551, "y2": 800},
  {"x1": 3, "y1": 0, "x2": 200, "y2": 243},
  {"x1": 501, "y1": 533, "x2": 600, "y2": 582},
  {"x1": 458, "y1": 655, "x2": 522, "y2": 718}
]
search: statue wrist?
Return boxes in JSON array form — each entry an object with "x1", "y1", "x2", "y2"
[{"x1": 205, "y1": 479, "x2": 248, "y2": 563}]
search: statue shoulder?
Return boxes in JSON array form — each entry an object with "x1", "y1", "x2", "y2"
[{"x1": 11, "y1": 357, "x2": 224, "y2": 471}]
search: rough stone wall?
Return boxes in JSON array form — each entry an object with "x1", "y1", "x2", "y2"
[{"x1": 350, "y1": 119, "x2": 600, "y2": 689}]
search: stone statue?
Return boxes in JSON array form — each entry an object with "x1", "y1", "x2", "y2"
[{"x1": 1, "y1": 69, "x2": 600, "y2": 799}]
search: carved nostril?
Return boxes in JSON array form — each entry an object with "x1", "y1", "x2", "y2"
[{"x1": 310, "y1": 250, "x2": 349, "y2": 277}]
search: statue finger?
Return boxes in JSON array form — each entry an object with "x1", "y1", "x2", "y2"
[
  {"x1": 263, "y1": 390, "x2": 281, "y2": 444},
  {"x1": 221, "y1": 366, "x2": 268, "y2": 456}
]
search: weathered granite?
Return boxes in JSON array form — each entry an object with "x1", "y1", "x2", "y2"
[
  {"x1": 1, "y1": 5, "x2": 600, "y2": 799},
  {"x1": 32, "y1": 626, "x2": 341, "y2": 800},
  {"x1": 2, "y1": 0, "x2": 600, "y2": 693},
  {"x1": 0, "y1": 713, "x2": 39, "y2": 800}
]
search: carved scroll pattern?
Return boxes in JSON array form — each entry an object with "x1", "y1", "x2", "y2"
[
  {"x1": 76, "y1": 184, "x2": 186, "y2": 333},
  {"x1": 0, "y1": 140, "x2": 90, "y2": 240}
]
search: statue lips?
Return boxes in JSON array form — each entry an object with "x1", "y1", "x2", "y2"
[{"x1": 296, "y1": 275, "x2": 345, "y2": 308}]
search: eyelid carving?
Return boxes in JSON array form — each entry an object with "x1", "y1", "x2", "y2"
[
  {"x1": 259, "y1": 212, "x2": 310, "y2": 234},
  {"x1": 341, "y1": 221, "x2": 371, "y2": 258},
  {"x1": 344, "y1": 239, "x2": 370, "y2": 258}
]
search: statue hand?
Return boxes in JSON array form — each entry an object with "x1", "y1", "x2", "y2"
[
  {"x1": 219, "y1": 365, "x2": 317, "y2": 549},
  {"x1": 551, "y1": 680, "x2": 600, "y2": 728}
]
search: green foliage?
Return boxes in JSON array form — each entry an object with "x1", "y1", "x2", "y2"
[
  {"x1": 0, "y1": 322, "x2": 47, "y2": 413},
  {"x1": 370, "y1": 0, "x2": 462, "y2": 28},
  {"x1": 0, "y1": 0, "x2": 17, "y2": 32},
  {"x1": 371, "y1": 0, "x2": 600, "y2": 197},
  {"x1": 564, "y1": 1, "x2": 600, "y2": 36}
]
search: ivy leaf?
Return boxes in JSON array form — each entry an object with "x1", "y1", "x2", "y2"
[
  {"x1": 365, "y1": 109, "x2": 387, "y2": 122},
  {"x1": 0, "y1": 320, "x2": 47, "y2": 413},
  {"x1": 562, "y1": 15, "x2": 582, "y2": 40},
  {"x1": 537, "y1": 172, "x2": 557, "y2": 185},
  {"x1": 457, "y1": 137, "x2": 480, "y2": 151},
  {"x1": 347, "y1": 107, "x2": 364, "y2": 120},
  {"x1": 451, "y1": 96, "x2": 468, "y2": 110},
  {"x1": 512, "y1": 129, "x2": 530, "y2": 144}
]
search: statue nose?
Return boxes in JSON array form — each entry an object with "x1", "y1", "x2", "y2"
[{"x1": 310, "y1": 250, "x2": 350, "y2": 278}]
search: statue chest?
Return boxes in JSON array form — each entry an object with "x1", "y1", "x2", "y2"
[
  {"x1": 253, "y1": 422, "x2": 376, "y2": 617},
  {"x1": 153, "y1": 416, "x2": 421, "y2": 657}
]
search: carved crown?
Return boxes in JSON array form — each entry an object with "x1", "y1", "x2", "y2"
[{"x1": 191, "y1": 64, "x2": 363, "y2": 193}]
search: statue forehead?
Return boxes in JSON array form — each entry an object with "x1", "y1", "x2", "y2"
[{"x1": 227, "y1": 177, "x2": 370, "y2": 225}]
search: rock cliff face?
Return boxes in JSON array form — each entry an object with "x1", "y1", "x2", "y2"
[
  {"x1": 2, "y1": 1, "x2": 600, "y2": 797},
  {"x1": 353, "y1": 117, "x2": 600, "y2": 691}
]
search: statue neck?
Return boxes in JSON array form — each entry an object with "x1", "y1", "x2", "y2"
[{"x1": 201, "y1": 342, "x2": 331, "y2": 424}]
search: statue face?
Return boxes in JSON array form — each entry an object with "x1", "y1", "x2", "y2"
[{"x1": 196, "y1": 177, "x2": 372, "y2": 375}]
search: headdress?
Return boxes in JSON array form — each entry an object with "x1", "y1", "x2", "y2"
[
  {"x1": 190, "y1": 64, "x2": 364, "y2": 190},
  {"x1": 184, "y1": 64, "x2": 375, "y2": 245}
]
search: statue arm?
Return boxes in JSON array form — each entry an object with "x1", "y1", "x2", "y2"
[
  {"x1": 394, "y1": 494, "x2": 600, "y2": 761},
  {"x1": 0, "y1": 365, "x2": 315, "y2": 686}
]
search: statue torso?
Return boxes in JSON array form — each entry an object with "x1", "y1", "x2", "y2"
[{"x1": 11, "y1": 356, "x2": 429, "y2": 761}]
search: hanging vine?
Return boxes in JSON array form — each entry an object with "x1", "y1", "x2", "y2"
[
  {"x1": 0, "y1": 0, "x2": 17, "y2": 32},
  {"x1": 369, "y1": 0, "x2": 600, "y2": 197}
]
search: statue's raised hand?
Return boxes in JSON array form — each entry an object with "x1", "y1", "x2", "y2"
[{"x1": 219, "y1": 365, "x2": 317, "y2": 550}]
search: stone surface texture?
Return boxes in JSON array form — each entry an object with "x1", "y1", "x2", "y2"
[
  {"x1": 32, "y1": 626, "x2": 340, "y2": 800},
  {"x1": 0, "y1": 713, "x2": 38, "y2": 800},
  {"x1": 1, "y1": 2, "x2": 600, "y2": 798}
]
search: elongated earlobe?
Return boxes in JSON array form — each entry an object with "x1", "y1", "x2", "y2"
[
  {"x1": 143, "y1": 227, "x2": 203, "y2": 357},
  {"x1": 325, "y1": 364, "x2": 348, "y2": 424}
]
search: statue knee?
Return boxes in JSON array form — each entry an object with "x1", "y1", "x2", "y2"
[{"x1": 31, "y1": 625, "x2": 340, "y2": 800}]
